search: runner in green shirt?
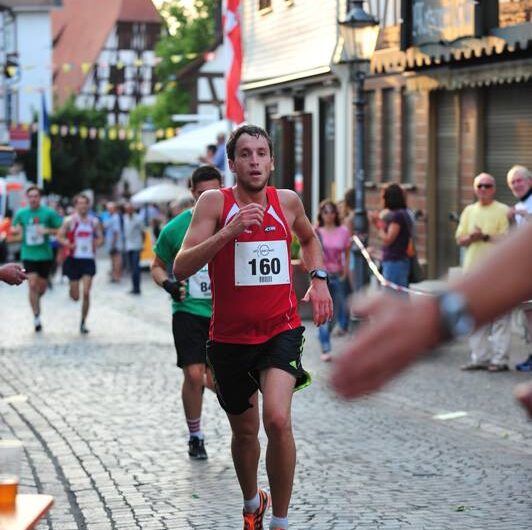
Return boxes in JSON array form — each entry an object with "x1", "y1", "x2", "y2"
[
  {"x1": 11, "y1": 186, "x2": 63, "y2": 332},
  {"x1": 151, "y1": 166, "x2": 222, "y2": 460}
]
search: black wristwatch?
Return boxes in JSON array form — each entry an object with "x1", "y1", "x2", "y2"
[
  {"x1": 437, "y1": 291, "x2": 475, "y2": 340},
  {"x1": 309, "y1": 269, "x2": 329, "y2": 283}
]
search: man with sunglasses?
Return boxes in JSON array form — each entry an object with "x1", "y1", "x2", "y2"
[{"x1": 456, "y1": 173, "x2": 511, "y2": 372}]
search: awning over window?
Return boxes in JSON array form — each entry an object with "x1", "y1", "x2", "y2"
[
  {"x1": 403, "y1": 59, "x2": 532, "y2": 92},
  {"x1": 371, "y1": 23, "x2": 532, "y2": 74}
]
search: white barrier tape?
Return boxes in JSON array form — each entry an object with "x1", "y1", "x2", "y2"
[
  {"x1": 352, "y1": 235, "x2": 432, "y2": 297},
  {"x1": 353, "y1": 235, "x2": 532, "y2": 306}
]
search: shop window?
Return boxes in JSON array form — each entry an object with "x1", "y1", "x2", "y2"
[{"x1": 366, "y1": 0, "x2": 401, "y2": 27}]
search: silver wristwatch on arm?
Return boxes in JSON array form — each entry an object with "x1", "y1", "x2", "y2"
[{"x1": 436, "y1": 291, "x2": 476, "y2": 340}]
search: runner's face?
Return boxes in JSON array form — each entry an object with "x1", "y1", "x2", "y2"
[
  {"x1": 191, "y1": 178, "x2": 221, "y2": 200},
  {"x1": 27, "y1": 191, "x2": 41, "y2": 209},
  {"x1": 76, "y1": 198, "x2": 90, "y2": 216},
  {"x1": 229, "y1": 134, "x2": 274, "y2": 193}
]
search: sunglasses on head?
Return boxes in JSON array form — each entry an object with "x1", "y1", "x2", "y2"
[
  {"x1": 476, "y1": 183, "x2": 494, "y2": 189},
  {"x1": 321, "y1": 207, "x2": 335, "y2": 214}
]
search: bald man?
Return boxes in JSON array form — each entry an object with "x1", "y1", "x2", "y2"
[{"x1": 455, "y1": 173, "x2": 511, "y2": 372}]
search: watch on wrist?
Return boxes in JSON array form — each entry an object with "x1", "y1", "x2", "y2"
[
  {"x1": 309, "y1": 269, "x2": 329, "y2": 283},
  {"x1": 437, "y1": 291, "x2": 475, "y2": 340}
]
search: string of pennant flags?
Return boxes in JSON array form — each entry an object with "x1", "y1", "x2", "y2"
[
  {"x1": 0, "y1": 80, "x2": 172, "y2": 96},
  {"x1": 5, "y1": 51, "x2": 210, "y2": 75},
  {"x1": 4, "y1": 50, "x2": 214, "y2": 79},
  {"x1": 12, "y1": 122, "x2": 181, "y2": 144}
]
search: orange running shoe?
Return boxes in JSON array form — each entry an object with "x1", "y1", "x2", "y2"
[{"x1": 242, "y1": 489, "x2": 270, "y2": 530}]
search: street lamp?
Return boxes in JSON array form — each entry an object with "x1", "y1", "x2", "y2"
[
  {"x1": 140, "y1": 117, "x2": 157, "y2": 225},
  {"x1": 339, "y1": 1, "x2": 379, "y2": 292}
]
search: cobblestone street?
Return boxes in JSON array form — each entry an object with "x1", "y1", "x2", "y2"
[{"x1": 1, "y1": 261, "x2": 531, "y2": 529}]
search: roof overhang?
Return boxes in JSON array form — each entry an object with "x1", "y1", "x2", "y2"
[
  {"x1": 0, "y1": 0, "x2": 62, "y2": 11},
  {"x1": 242, "y1": 66, "x2": 333, "y2": 94}
]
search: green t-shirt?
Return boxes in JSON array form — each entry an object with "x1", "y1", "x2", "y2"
[
  {"x1": 13, "y1": 206, "x2": 63, "y2": 261},
  {"x1": 153, "y1": 208, "x2": 212, "y2": 318}
]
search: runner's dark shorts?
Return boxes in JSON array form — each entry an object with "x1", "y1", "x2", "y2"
[
  {"x1": 172, "y1": 311, "x2": 210, "y2": 368},
  {"x1": 23, "y1": 260, "x2": 53, "y2": 280},
  {"x1": 206, "y1": 326, "x2": 310, "y2": 415},
  {"x1": 62, "y1": 257, "x2": 96, "y2": 280}
]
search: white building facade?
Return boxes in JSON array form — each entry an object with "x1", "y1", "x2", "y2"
[{"x1": 0, "y1": 1, "x2": 57, "y2": 142}]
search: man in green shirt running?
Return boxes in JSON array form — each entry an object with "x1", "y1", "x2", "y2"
[
  {"x1": 151, "y1": 166, "x2": 222, "y2": 460},
  {"x1": 11, "y1": 186, "x2": 63, "y2": 332}
]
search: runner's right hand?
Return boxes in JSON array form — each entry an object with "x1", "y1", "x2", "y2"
[{"x1": 162, "y1": 279, "x2": 186, "y2": 302}]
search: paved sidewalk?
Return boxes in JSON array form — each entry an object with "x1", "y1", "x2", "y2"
[{"x1": 0, "y1": 261, "x2": 531, "y2": 529}]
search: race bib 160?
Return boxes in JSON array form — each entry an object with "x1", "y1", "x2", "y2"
[{"x1": 234, "y1": 240, "x2": 290, "y2": 286}]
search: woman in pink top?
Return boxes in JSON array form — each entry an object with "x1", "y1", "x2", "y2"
[{"x1": 316, "y1": 199, "x2": 352, "y2": 361}]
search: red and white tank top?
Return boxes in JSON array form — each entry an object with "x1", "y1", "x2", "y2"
[
  {"x1": 68, "y1": 215, "x2": 97, "y2": 259},
  {"x1": 209, "y1": 187, "x2": 301, "y2": 344}
]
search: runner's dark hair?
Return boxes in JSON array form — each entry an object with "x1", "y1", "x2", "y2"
[
  {"x1": 26, "y1": 185, "x2": 41, "y2": 196},
  {"x1": 190, "y1": 165, "x2": 223, "y2": 188},
  {"x1": 226, "y1": 124, "x2": 272, "y2": 161}
]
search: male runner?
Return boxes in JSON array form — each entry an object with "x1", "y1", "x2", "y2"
[
  {"x1": 11, "y1": 186, "x2": 63, "y2": 331},
  {"x1": 151, "y1": 165, "x2": 222, "y2": 460},
  {"x1": 173, "y1": 125, "x2": 332, "y2": 530},
  {"x1": 57, "y1": 194, "x2": 103, "y2": 334}
]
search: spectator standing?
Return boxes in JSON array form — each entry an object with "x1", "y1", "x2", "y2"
[
  {"x1": 507, "y1": 164, "x2": 532, "y2": 371},
  {"x1": 123, "y1": 203, "x2": 144, "y2": 295},
  {"x1": 103, "y1": 202, "x2": 123, "y2": 282},
  {"x1": 11, "y1": 186, "x2": 62, "y2": 331},
  {"x1": 456, "y1": 173, "x2": 511, "y2": 372},
  {"x1": 316, "y1": 199, "x2": 351, "y2": 361},
  {"x1": 369, "y1": 183, "x2": 411, "y2": 289},
  {"x1": 213, "y1": 133, "x2": 226, "y2": 173}
]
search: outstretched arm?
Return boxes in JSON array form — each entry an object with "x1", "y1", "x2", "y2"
[{"x1": 331, "y1": 222, "x2": 532, "y2": 400}]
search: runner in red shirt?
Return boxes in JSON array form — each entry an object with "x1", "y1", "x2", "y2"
[
  {"x1": 57, "y1": 194, "x2": 103, "y2": 334},
  {"x1": 173, "y1": 124, "x2": 332, "y2": 530}
]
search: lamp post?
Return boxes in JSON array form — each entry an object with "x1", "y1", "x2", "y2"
[
  {"x1": 339, "y1": 0, "x2": 379, "y2": 292},
  {"x1": 140, "y1": 117, "x2": 157, "y2": 225}
]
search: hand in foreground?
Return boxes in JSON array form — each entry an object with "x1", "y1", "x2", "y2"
[
  {"x1": 301, "y1": 279, "x2": 333, "y2": 326},
  {"x1": 331, "y1": 293, "x2": 440, "y2": 399},
  {"x1": 514, "y1": 382, "x2": 532, "y2": 418},
  {"x1": 162, "y1": 279, "x2": 186, "y2": 302},
  {"x1": 0, "y1": 263, "x2": 28, "y2": 285}
]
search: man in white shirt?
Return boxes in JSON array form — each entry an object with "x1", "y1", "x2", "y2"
[{"x1": 507, "y1": 165, "x2": 532, "y2": 371}]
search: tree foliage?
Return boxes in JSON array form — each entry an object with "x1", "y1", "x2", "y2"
[
  {"x1": 129, "y1": 0, "x2": 218, "y2": 130},
  {"x1": 20, "y1": 98, "x2": 132, "y2": 198}
]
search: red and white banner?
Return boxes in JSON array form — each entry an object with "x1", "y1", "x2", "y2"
[{"x1": 224, "y1": 0, "x2": 244, "y2": 124}]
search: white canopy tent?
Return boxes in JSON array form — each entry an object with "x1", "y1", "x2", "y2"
[
  {"x1": 145, "y1": 119, "x2": 229, "y2": 164},
  {"x1": 130, "y1": 183, "x2": 192, "y2": 205}
]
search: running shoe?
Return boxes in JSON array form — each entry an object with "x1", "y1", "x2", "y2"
[
  {"x1": 516, "y1": 355, "x2": 532, "y2": 372},
  {"x1": 34, "y1": 316, "x2": 42, "y2": 333},
  {"x1": 80, "y1": 322, "x2": 89, "y2": 334},
  {"x1": 243, "y1": 489, "x2": 270, "y2": 530},
  {"x1": 188, "y1": 436, "x2": 208, "y2": 460}
]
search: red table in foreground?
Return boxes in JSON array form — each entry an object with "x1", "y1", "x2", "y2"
[{"x1": 0, "y1": 494, "x2": 53, "y2": 530}]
